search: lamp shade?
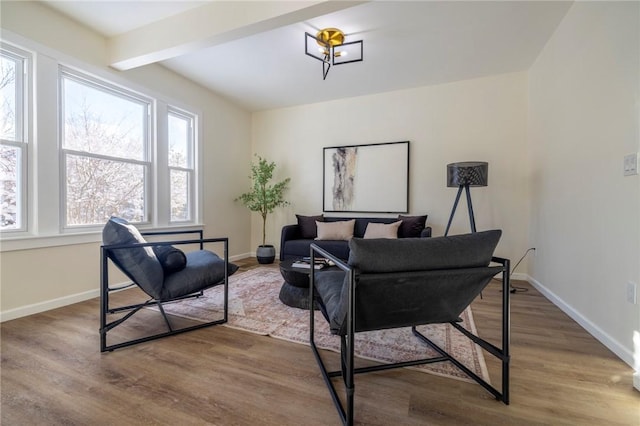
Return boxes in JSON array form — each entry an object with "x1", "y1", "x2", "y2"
[{"x1": 447, "y1": 162, "x2": 488, "y2": 187}]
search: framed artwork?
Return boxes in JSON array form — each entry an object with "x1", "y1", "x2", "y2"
[{"x1": 323, "y1": 141, "x2": 409, "y2": 213}]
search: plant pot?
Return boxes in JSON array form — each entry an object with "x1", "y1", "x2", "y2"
[{"x1": 256, "y1": 245, "x2": 276, "y2": 264}]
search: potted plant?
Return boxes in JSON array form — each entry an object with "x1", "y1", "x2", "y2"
[{"x1": 236, "y1": 155, "x2": 290, "y2": 264}]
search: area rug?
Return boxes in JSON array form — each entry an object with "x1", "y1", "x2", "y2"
[{"x1": 160, "y1": 267, "x2": 490, "y2": 384}]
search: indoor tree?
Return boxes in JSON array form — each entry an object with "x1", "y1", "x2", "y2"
[{"x1": 236, "y1": 155, "x2": 290, "y2": 263}]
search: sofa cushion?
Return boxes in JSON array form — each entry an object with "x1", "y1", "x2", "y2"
[
  {"x1": 363, "y1": 220, "x2": 402, "y2": 239},
  {"x1": 348, "y1": 230, "x2": 501, "y2": 273},
  {"x1": 102, "y1": 217, "x2": 164, "y2": 299},
  {"x1": 285, "y1": 239, "x2": 350, "y2": 261},
  {"x1": 397, "y1": 214, "x2": 428, "y2": 238},
  {"x1": 296, "y1": 214, "x2": 324, "y2": 238},
  {"x1": 152, "y1": 245, "x2": 187, "y2": 275},
  {"x1": 316, "y1": 219, "x2": 355, "y2": 241}
]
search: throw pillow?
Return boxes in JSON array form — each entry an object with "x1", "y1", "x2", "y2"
[
  {"x1": 397, "y1": 214, "x2": 428, "y2": 238},
  {"x1": 296, "y1": 214, "x2": 324, "y2": 239},
  {"x1": 101, "y1": 216, "x2": 164, "y2": 299},
  {"x1": 363, "y1": 220, "x2": 402, "y2": 239},
  {"x1": 315, "y1": 219, "x2": 355, "y2": 241},
  {"x1": 152, "y1": 245, "x2": 187, "y2": 275}
]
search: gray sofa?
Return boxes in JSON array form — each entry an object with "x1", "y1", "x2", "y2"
[{"x1": 279, "y1": 214, "x2": 431, "y2": 261}]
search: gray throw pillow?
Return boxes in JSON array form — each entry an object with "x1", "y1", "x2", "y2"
[
  {"x1": 152, "y1": 245, "x2": 187, "y2": 275},
  {"x1": 102, "y1": 217, "x2": 164, "y2": 299}
]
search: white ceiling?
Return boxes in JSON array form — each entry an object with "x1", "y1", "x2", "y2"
[{"x1": 42, "y1": 1, "x2": 573, "y2": 112}]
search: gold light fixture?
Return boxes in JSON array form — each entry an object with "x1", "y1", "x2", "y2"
[{"x1": 305, "y1": 27, "x2": 363, "y2": 80}]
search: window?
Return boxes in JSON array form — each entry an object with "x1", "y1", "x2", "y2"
[
  {"x1": 60, "y1": 69, "x2": 152, "y2": 227},
  {"x1": 1, "y1": 36, "x2": 202, "y2": 249},
  {"x1": 167, "y1": 108, "x2": 195, "y2": 222},
  {"x1": 1, "y1": 46, "x2": 28, "y2": 232}
]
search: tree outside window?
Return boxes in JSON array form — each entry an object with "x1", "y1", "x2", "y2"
[
  {"x1": 61, "y1": 72, "x2": 150, "y2": 226},
  {"x1": 168, "y1": 110, "x2": 194, "y2": 222}
]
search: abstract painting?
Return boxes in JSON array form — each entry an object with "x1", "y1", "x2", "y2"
[{"x1": 323, "y1": 141, "x2": 409, "y2": 213}]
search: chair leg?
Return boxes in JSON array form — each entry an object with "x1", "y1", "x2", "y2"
[
  {"x1": 156, "y1": 302, "x2": 174, "y2": 332},
  {"x1": 343, "y1": 335, "x2": 355, "y2": 426}
]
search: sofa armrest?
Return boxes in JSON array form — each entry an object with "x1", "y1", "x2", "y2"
[
  {"x1": 280, "y1": 224, "x2": 302, "y2": 260},
  {"x1": 420, "y1": 226, "x2": 432, "y2": 238}
]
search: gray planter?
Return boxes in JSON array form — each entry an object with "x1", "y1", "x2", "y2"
[{"x1": 256, "y1": 245, "x2": 276, "y2": 264}]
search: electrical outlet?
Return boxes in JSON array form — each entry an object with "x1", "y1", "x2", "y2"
[
  {"x1": 627, "y1": 281, "x2": 637, "y2": 304},
  {"x1": 623, "y1": 153, "x2": 639, "y2": 176}
]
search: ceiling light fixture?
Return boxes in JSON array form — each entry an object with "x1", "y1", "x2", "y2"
[{"x1": 304, "y1": 27, "x2": 363, "y2": 80}]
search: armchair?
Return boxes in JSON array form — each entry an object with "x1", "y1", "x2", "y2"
[
  {"x1": 309, "y1": 231, "x2": 510, "y2": 425},
  {"x1": 100, "y1": 217, "x2": 237, "y2": 352}
]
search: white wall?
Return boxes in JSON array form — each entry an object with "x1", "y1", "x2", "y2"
[
  {"x1": 0, "y1": 2, "x2": 252, "y2": 319},
  {"x1": 528, "y1": 1, "x2": 640, "y2": 367},
  {"x1": 252, "y1": 72, "x2": 531, "y2": 266}
]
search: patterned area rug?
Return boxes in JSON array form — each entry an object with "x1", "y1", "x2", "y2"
[{"x1": 161, "y1": 267, "x2": 489, "y2": 383}]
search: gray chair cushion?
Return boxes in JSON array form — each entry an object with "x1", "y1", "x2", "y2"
[
  {"x1": 102, "y1": 217, "x2": 164, "y2": 299},
  {"x1": 348, "y1": 230, "x2": 501, "y2": 273},
  {"x1": 162, "y1": 251, "x2": 239, "y2": 300}
]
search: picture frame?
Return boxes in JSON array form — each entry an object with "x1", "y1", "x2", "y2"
[{"x1": 323, "y1": 141, "x2": 409, "y2": 213}]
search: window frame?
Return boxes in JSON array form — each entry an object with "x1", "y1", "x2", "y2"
[
  {"x1": 0, "y1": 43, "x2": 31, "y2": 234},
  {"x1": 58, "y1": 67, "x2": 154, "y2": 230},
  {"x1": 167, "y1": 106, "x2": 196, "y2": 224}
]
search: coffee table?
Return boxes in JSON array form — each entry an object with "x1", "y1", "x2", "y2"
[{"x1": 278, "y1": 259, "x2": 323, "y2": 310}]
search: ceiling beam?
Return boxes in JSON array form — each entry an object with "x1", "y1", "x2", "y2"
[{"x1": 108, "y1": 1, "x2": 367, "y2": 70}]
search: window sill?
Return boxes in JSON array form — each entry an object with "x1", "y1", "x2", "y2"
[{"x1": 0, "y1": 224, "x2": 205, "y2": 253}]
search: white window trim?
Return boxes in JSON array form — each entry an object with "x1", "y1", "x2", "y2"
[
  {"x1": 167, "y1": 106, "x2": 197, "y2": 224},
  {"x1": 1, "y1": 43, "x2": 32, "y2": 234},
  {"x1": 59, "y1": 67, "x2": 154, "y2": 230},
  {"x1": 0, "y1": 30, "x2": 204, "y2": 252}
]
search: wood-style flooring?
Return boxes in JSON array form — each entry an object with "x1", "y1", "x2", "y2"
[{"x1": 1, "y1": 258, "x2": 638, "y2": 425}]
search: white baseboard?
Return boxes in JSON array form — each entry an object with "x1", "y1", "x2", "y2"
[
  {"x1": 511, "y1": 272, "x2": 528, "y2": 282},
  {"x1": 0, "y1": 289, "x2": 100, "y2": 322},
  {"x1": 230, "y1": 253, "x2": 252, "y2": 262},
  {"x1": 526, "y1": 274, "x2": 636, "y2": 369},
  {"x1": 0, "y1": 253, "x2": 254, "y2": 323}
]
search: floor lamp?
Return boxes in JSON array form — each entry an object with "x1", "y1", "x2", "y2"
[{"x1": 444, "y1": 161, "x2": 488, "y2": 236}]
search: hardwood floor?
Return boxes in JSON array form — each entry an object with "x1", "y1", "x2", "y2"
[{"x1": 2, "y1": 258, "x2": 638, "y2": 425}]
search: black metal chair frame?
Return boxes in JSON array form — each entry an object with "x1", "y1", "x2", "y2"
[
  {"x1": 309, "y1": 243, "x2": 510, "y2": 426},
  {"x1": 100, "y1": 229, "x2": 229, "y2": 352}
]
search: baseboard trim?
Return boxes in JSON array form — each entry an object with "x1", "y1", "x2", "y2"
[
  {"x1": 511, "y1": 272, "x2": 528, "y2": 282},
  {"x1": 0, "y1": 289, "x2": 100, "y2": 323},
  {"x1": 231, "y1": 253, "x2": 252, "y2": 261},
  {"x1": 526, "y1": 274, "x2": 636, "y2": 369},
  {"x1": 1, "y1": 253, "x2": 253, "y2": 323}
]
